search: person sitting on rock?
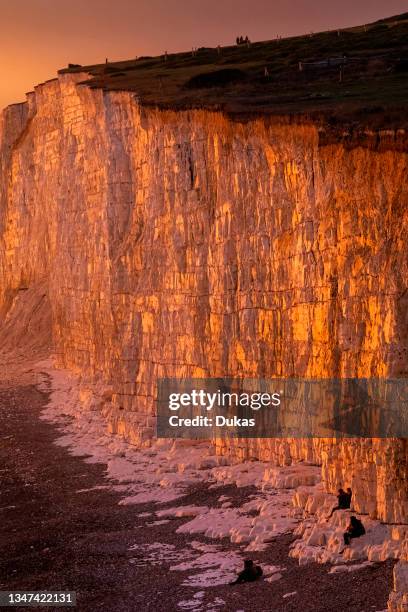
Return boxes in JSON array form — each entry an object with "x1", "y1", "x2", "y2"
[
  {"x1": 327, "y1": 488, "x2": 350, "y2": 518},
  {"x1": 345, "y1": 487, "x2": 352, "y2": 506},
  {"x1": 230, "y1": 559, "x2": 263, "y2": 584},
  {"x1": 343, "y1": 516, "x2": 365, "y2": 546}
]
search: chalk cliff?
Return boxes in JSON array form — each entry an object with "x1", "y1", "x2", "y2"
[{"x1": 1, "y1": 72, "x2": 407, "y2": 541}]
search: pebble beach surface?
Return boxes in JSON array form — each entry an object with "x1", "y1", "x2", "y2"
[{"x1": 0, "y1": 384, "x2": 395, "y2": 612}]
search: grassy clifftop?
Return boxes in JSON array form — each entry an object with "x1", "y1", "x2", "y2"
[{"x1": 61, "y1": 13, "x2": 408, "y2": 126}]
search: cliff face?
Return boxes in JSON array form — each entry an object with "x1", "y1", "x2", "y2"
[{"x1": 1, "y1": 73, "x2": 408, "y2": 523}]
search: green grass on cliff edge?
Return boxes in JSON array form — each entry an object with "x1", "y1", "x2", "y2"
[{"x1": 60, "y1": 12, "x2": 408, "y2": 128}]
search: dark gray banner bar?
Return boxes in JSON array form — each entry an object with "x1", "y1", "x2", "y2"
[
  {"x1": 0, "y1": 592, "x2": 76, "y2": 607},
  {"x1": 157, "y1": 378, "x2": 408, "y2": 439}
]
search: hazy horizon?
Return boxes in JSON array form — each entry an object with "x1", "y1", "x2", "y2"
[{"x1": 1, "y1": 0, "x2": 407, "y2": 110}]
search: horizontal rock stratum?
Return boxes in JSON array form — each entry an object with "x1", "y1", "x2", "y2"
[{"x1": 0, "y1": 70, "x2": 407, "y2": 539}]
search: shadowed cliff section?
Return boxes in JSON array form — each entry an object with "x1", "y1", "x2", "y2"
[{"x1": 0, "y1": 281, "x2": 52, "y2": 367}]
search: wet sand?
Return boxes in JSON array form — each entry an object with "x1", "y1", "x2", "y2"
[{"x1": 0, "y1": 384, "x2": 395, "y2": 611}]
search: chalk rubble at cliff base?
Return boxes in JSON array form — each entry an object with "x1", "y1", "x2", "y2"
[{"x1": 35, "y1": 360, "x2": 408, "y2": 608}]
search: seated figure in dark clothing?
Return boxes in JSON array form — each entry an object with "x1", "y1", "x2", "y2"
[
  {"x1": 327, "y1": 488, "x2": 351, "y2": 518},
  {"x1": 343, "y1": 516, "x2": 365, "y2": 545},
  {"x1": 230, "y1": 559, "x2": 263, "y2": 584}
]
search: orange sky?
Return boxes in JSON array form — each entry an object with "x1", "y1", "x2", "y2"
[{"x1": 1, "y1": 0, "x2": 407, "y2": 110}]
